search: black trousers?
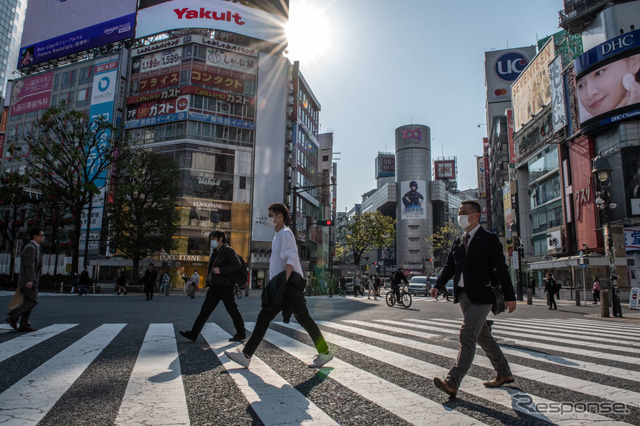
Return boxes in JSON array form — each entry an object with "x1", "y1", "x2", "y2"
[
  {"x1": 547, "y1": 292, "x2": 557, "y2": 309},
  {"x1": 9, "y1": 286, "x2": 39, "y2": 326},
  {"x1": 144, "y1": 283, "x2": 154, "y2": 300},
  {"x1": 191, "y1": 285, "x2": 245, "y2": 336},
  {"x1": 243, "y1": 292, "x2": 328, "y2": 357}
]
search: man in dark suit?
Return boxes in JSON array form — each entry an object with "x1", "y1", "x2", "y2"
[
  {"x1": 430, "y1": 201, "x2": 516, "y2": 398},
  {"x1": 143, "y1": 263, "x2": 158, "y2": 301},
  {"x1": 6, "y1": 227, "x2": 44, "y2": 332}
]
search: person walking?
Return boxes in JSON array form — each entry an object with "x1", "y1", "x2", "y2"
[
  {"x1": 544, "y1": 273, "x2": 557, "y2": 310},
  {"x1": 339, "y1": 276, "x2": 346, "y2": 297},
  {"x1": 143, "y1": 263, "x2": 157, "y2": 301},
  {"x1": 180, "y1": 230, "x2": 246, "y2": 342},
  {"x1": 182, "y1": 273, "x2": 189, "y2": 294},
  {"x1": 592, "y1": 277, "x2": 601, "y2": 304},
  {"x1": 391, "y1": 268, "x2": 408, "y2": 303},
  {"x1": 159, "y1": 269, "x2": 171, "y2": 296},
  {"x1": 6, "y1": 227, "x2": 44, "y2": 333},
  {"x1": 225, "y1": 203, "x2": 333, "y2": 369},
  {"x1": 353, "y1": 275, "x2": 361, "y2": 297},
  {"x1": 187, "y1": 270, "x2": 199, "y2": 298},
  {"x1": 117, "y1": 269, "x2": 128, "y2": 295},
  {"x1": 430, "y1": 201, "x2": 516, "y2": 398},
  {"x1": 78, "y1": 267, "x2": 90, "y2": 296},
  {"x1": 374, "y1": 274, "x2": 382, "y2": 298},
  {"x1": 367, "y1": 275, "x2": 377, "y2": 300}
]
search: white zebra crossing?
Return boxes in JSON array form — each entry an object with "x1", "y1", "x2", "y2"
[
  {"x1": 0, "y1": 318, "x2": 637, "y2": 425},
  {"x1": 490, "y1": 317, "x2": 639, "y2": 338}
]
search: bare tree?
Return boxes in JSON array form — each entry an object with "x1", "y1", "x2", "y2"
[
  {"x1": 337, "y1": 211, "x2": 396, "y2": 266},
  {"x1": 0, "y1": 171, "x2": 32, "y2": 285}
]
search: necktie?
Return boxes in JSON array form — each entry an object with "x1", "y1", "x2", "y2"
[{"x1": 463, "y1": 233, "x2": 470, "y2": 253}]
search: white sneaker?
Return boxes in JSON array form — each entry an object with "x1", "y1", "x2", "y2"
[
  {"x1": 308, "y1": 351, "x2": 333, "y2": 368},
  {"x1": 225, "y1": 350, "x2": 251, "y2": 368}
]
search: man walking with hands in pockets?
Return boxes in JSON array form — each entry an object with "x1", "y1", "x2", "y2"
[{"x1": 430, "y1": 201, "x2": 516, "y2": 398}]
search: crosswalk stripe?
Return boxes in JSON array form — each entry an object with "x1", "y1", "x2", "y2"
[
  {"x1": 427, "y1": 318, "x2": 638, "y2": 354},
  {"x1": 342, "y1": 319, "x2": 640, "y2": 409},
  {"x1": 374, "y1": 319, "x2": 640, "y2": 383},
  {"x1": 115, "y1": 324, "x2": 190, "y2": 426},
  {"x1": 246, "y1": 322, "x2": 488, "y2": 425},
  {"x1": 540, "y1": 318, "x2": 640, "y2": 332},
  {"x1": 0, "y1": 324, "x2": 77, "y2": 363},
  {"x1": 492, "y1": 318, "x2": 639, "y2": 337},
  {"x1": 201, "y1": 323, "x2": 336, "y2": 425},
  {"x1": 276, "y1": 322, "x2": 628, "y2": 425},
  {"x1": 0, "y1": 324, "x2": 125, "y2": 425},
  {"x1": 407, "y1": 319, "x2": 639, "y2": 365}
]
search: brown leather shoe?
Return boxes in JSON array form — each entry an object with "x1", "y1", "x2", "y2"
[
  {"x1": 483, "y1": 375, "x2": 515, "y2": 387},
  {"x1": 433, "y1": 377, "x2": 458, "y2": 397},
  {"x1": 6, "y1": 317, "x2": 19, "y2": 331},
  {"x1": 18, "y1": 326, "x2": 38, "y2": 332}
]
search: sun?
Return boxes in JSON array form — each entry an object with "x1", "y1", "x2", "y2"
[{"x1": 285, "y1": 0, "x2": 333, "y2": 64}]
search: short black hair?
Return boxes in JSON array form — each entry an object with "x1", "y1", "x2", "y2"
[
  {"x1": 209, "y1": 229, "x2": 226, "y2": 243},
  {"x1": 461, "y1": 200, "x2": 481, "y2": 217},
  {"x1": 268, "y1": 202, "x2": 289, "y2": 219},
  {"x1": 29, "y1": 227, "x2": 43, "y2": 240}
]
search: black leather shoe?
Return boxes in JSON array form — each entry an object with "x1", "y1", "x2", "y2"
[
  {"x1": 179, "y1": 331, "x2": 197, "y2": 342},
  {"x1": 483, "y1": 375, "x2": 515, "y2": 387},
  {"x1": 6, "y1": 317, "x2": 19, "y2": 331},
  {"x1": 433, "y1": 377, "x2": 458, "y2": 398},
  {"x1": 229, "y1": 335, "x2": 246, "y2": 342},
  {"x1": 18, "y1": 326, "x2": 38, "y2": 332}
]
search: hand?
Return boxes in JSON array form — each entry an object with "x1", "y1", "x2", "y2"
[
  {"x1": 506, "y1": 300, "x2": 516, "y2": 313},
  {"x1": 430, "y1": 287, "x2": 439, "y2": 298},
  {"x1": 26, "y1": 281, "x2": 33, "y2": 289},
  {"x1": 213, "y1": 267, "x2": 220, "y2": 274}
]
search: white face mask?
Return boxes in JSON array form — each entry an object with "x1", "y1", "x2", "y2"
[
  {"x1": 210, "y1": 240, "x2": 219, "y2": 252},
  {"x1": 458, "y1": 215, "x2": 471, "y2": 229},
  {"x1": 266, "y1": 217, "x2": 277, "y2": 228}
]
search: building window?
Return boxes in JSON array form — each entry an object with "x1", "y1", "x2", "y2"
[{"x1": 239, "y1": 176, "x2": 246, "y2": 189}]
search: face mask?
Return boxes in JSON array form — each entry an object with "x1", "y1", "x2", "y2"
[
  {"x1": 267, "y1": 217, "x2": 277, "y2": 228},
  {"x1": 210, "y1": 240, "x2": 219, "y2": 252},
  {"x1": 458, "y1": 215, "x2": 470, "y2": 229}
]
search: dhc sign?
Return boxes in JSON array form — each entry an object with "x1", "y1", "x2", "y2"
[{"x1": 494, "y1": 51, "x2": 529, "y2": 82}]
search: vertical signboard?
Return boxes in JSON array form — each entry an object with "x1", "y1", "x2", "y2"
[
  {"x1": 81, "y1": 60, "x2": 119, "y2": 250},
  {"x1": 484, "y1": 46, "x2": 536, "y2": 103},
  {"x1": 477, "y1": 156, "x2": 487, "y2": 198},
  {"x1": 549, "y1": 55, "x2": 566, "y2": 133},
  {"x1": 506, "y1": 109, "x2": 516, "y2": 164},
  {"x1": 483, "y1": 138, "x2": 492, "y2": 229}
]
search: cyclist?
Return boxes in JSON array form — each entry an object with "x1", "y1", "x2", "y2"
[{"x1": 391, "y1": 267, "x2": 408, "y2": 303}]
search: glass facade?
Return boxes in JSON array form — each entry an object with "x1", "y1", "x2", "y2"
[{"x1": 528, "y1": 146, "x2": 562, "y2": 256}]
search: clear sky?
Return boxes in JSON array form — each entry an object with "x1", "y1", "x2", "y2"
[{"x1": 284, "y1": 0, "x2": 564, "y2": 213}]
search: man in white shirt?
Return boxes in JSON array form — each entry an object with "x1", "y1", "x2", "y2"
[{"x1": 225, "y1": 203, "x2": 332, "y2": 368}]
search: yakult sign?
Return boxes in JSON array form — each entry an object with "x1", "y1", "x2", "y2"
[{"x1": 485, "y1": 46, "x2": 536, "y2": 103}]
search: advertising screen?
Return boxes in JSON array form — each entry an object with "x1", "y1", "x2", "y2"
[
  {"x1": 18, "y1": 0, "x2": 136, "y2": 69},
  {"x1": 434, "y1": 160, "x2": 456, "y2": 180},
  {"x1": 622, "y1": 146, "x2": 640, "y2": 216},
  {"x1": 136, "y1": 0, "x2": 288, "y2": 44},
  {"x1": 575, "y1": 29, "x2": 640, "y2": 130},
  {"x1": 10, "y1": 72, "x2": 54, "y2": 117},
  {"x1": 375, "y1": 154, "x2": 395, "y2": 178},
  {"x1": 399, "y1": 180, "x2": 426, "y2": 220}
]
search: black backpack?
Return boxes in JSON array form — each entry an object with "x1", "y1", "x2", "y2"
[{"x1": 231, "y1": 250, "x2": 248, "y2": 286}]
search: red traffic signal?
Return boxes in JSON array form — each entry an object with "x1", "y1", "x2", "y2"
[{"x1": 317, "y1": 219, "x2": 333, "y2": 226}]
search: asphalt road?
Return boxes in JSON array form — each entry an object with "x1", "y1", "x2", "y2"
[{"x1": 1, "y1": 288, "x2": 639, "y2": 425}]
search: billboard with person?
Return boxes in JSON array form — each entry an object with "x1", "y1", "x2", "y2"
[
  {"x1": 574, "y1": 29, "x2": 640, "y2": 131},
  {"x1": 18, "y1": 0, "x2": 136, "y2": 69},
  {"x1": 400, "y1": 180, "x2": 426, "y2": 220},
  {"x1": 136, "y1": 0, "x2": 288, "y2": 44}
]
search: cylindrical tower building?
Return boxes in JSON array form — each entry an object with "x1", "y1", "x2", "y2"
[{"x1": 395, "y1": 124, "x2": 432, "y2": 273}]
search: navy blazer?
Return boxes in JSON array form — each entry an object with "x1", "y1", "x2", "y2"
[{"x1": 434, "y1": 226, "x2": 515, "y2": 304}]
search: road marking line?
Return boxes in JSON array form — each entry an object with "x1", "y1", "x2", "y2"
[
  {"x1": 0, "y1": 324, "x2": 125, "y2": 425},
  {"x1": 491, "y1": 317, "x2": 638, "y2": 337},
  {"x1": 201, "y1": 323, "x2": 336, "y2": 425},
  {"x1": 277, "y1": 322, "x2": 628, "y2": 425},
  {"x1": 530, "y1": 318, "x2": 640, "y2": 332},
  {"x1": 115, "y1": 324, "x2": 189, "y2": 426},
  {"x1": 246, "y1": 323, "x2": 488, "y2": 426},
  {"x1": 0, "y1": 324, "x2": 77, "y2": 363},
  {"x1": 340, "y1": 320, "x2": 640, "y2": 409}
]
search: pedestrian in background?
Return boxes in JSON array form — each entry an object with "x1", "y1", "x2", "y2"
[
  {"x1": 367, "y1": 275, "x2": 377, "y2": 300},
  {"x1": 6, "y1": 227, "x2": 44, "y2": 333},
  {"x1": 430, "y1": 201, "x2": 516, "y2": 398},
  {"x1": 159, "y1": 269, "x2": 171, "y2": 296},
  {"x1": 180, "y1": 230, "x2": 246, "y2": 342},
  {"x1": 339, "y1": 276, "x2": 346, "y2": 297},
  {"x1": 187, "y1": 270, "x2": 199, "y2": 298},
  {"x1": 391, "y1": 268, "x2": 408, "y2": 303},
  {"x1": 182, "y1": 273, "x2": 189, "y2": 294},
  {"x1": 225, "y1": 202, "x2": 333, "y2": 369},
  {"x1": 117, "y1": 269, "x2": 128, "y2": 295},
  {"x1": 374, "y1": 274, "x2": 382, "y2": 298},
  {"x1": 353, "y1": 275, "x2": 361, "y2": 297},
  {"x1": 78, "y1": 267, "x2": 90, "y2": 296},
  {"x1": 143, "y1": 263, "x2": 157, "y2": 301},
  {"x1": 592, "y1": 277, "x2": 601, "y2": 304},
  {"x1": 544, "y1": 273, "x2": 557, "y2": 310}
]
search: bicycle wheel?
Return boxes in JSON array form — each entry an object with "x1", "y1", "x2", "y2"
[
  {"x1": 385, "y1": 291, "x2": 395, "y2": 306},
  {"x1": 236, "y1": 290, "x2": 242, "y2": 300},
  {"x1": 400, "y1": 292, "x2": 412, "y2": 308}
]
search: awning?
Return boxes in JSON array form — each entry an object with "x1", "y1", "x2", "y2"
[{"x1": 528, "y1": 255, "x2": 634, "y2": 270}]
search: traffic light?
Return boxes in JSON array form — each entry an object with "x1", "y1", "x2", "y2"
[{"x1": 317, "y1": 219, "x2": 333, "y2": 226}]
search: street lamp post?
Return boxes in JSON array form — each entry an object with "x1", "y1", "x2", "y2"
[{"x1": 592, "y1": 153, "x2": 623, "y2": 318}]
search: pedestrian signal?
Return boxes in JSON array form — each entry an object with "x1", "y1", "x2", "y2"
[{"x1": 317, "y1": 220, "x2": 333, "y2": 226}]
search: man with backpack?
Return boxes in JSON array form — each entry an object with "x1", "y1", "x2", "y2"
[
  {"x1": 180, "y1": 230, "x2": 246, "y2": 342},
  {"x1": 544, "y1": 273, "x2": 558, "y2": 310}
]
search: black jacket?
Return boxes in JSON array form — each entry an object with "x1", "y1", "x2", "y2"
[
  {"x1": 143, "y1": 268, "x2": 157, "y2": 286},
  {"x1": 261, "y1": 271, "x2": 307, "y2": 323},
  {"x1": 206, "y1": 244, "x2": 241, "y2": 287},
  {"x1": 435, "y1": 226, "x2": 515, "y2": 304}
]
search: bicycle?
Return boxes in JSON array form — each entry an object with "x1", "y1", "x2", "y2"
[
  {"x1": 386, "y1": 285, "x2": 412, "y2": 308},
  {"x1": 234, "y1": 283, "x2": 243, "y2": 300}
]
